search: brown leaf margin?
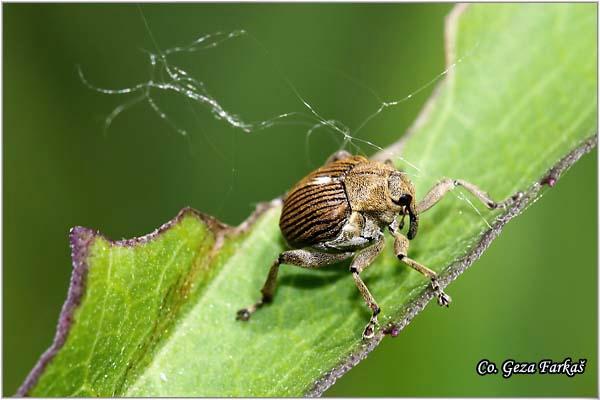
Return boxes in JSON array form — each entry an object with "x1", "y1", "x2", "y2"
[
  {"x1": 15, "y1": 227, "x2": 95, "y2": 397},
  {"x1": 16, "y1": 3, "x2": 597, "y2": 397}
]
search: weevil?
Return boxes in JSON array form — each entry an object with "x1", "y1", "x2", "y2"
[{"x1": 237, "y1": 150, "x2": 515, "y2": 339}]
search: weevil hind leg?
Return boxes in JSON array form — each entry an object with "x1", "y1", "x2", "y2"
[
  {"x1": 236, "y1": 249, "x2": 353, "y2": 321},
  {"x1": 348, "y1": 238, "x2": 385, "y2": 339},
  {"x1": 417, "y1": 178, "x2": 521, "y2": 214},
  {"x1": 390, "y1": 225, "x2": 451, "y2": 307}
]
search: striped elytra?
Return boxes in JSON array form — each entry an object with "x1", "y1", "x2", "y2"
[{"x1": 279, "y1": 156, "x2": 368, "y2": 248}]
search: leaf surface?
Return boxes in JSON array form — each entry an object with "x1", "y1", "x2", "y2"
[{"x1": 21, "y1": 3, "x2": 597, "y2": 397}]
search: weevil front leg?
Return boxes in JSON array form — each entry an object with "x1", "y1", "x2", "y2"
[
  {"x1": 349, "y1": 238, "x2": 386, "y2": 339},
  {"x1": 236, "y1": 250, "x2": 353, "y2": 321},
  {"x1": 390, "y1": 221, "x2": 451, "y2": 307},
  {"x1": 417, "y1": 178, "x2": 519, "y2": 214}
]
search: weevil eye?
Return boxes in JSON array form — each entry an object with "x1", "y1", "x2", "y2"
[{"x1": 394, "y1": 194, "x2": 412, "y2": 206}]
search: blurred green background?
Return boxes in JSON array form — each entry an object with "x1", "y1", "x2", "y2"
[{"x1": 3, "y1": 3, "x2": 596, "y2": 396}]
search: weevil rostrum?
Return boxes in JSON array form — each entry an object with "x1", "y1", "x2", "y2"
[{"x1": 237, "y1": 150, "x2": 514, "y2": 339}]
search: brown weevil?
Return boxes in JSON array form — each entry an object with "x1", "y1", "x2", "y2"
[{"x1": 237, "y1": 150, "x2": 515, "y2": 339}]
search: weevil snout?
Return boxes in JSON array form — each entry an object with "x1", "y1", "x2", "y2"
[
  {"x1": 406, "y1": 200, "x2": 418, "y2": 240},
  {"x1": 388, "y1": 171, "x2": 418, "y2": 239}
]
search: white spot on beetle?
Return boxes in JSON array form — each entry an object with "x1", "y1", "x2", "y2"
[{"x1": 311, "y1": 176, "x2": 338, "y2": 185}]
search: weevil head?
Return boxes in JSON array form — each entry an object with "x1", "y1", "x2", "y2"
[{"x1": 388, "y1": 171, "x2": 419, "y2": 239}]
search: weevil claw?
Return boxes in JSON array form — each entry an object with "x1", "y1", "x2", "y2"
[
  {"x1": 431, "y1": 279, "x2": 452, "y2": 307},
  {"x1": 236, "y1": 308, "x2": 251, "y2": 321},
  {"x1": 437, "y1": 291, "x2": 452, "y2": 307},
  {"x1": 362, "y1": 317, "x2": 379, "y2": 340},
  {"x1": 362, "y1": 323, "x2": 376, "y2": 340}
]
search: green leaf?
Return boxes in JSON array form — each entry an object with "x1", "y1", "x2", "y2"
[{"x1": 20, "y1": 3, "x2": 596, "y2": 397}]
